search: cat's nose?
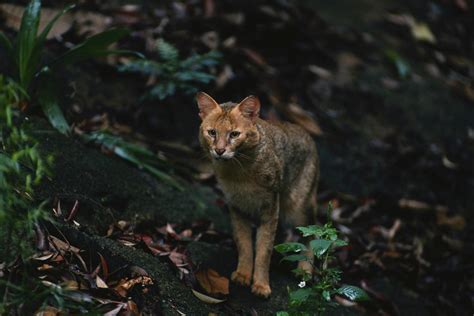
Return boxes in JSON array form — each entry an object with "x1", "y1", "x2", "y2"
[{"x1": 215, "y1": 148, "x2": 225, "y2": 156}]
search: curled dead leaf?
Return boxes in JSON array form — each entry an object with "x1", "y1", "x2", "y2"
[
  {"x1": 191, "y1": 289, "x2": 226, "y2": 304},
  {"x1": 195, "y1": 269, "x2": 229, "y2": 295},
  {"x1": 436, "y1": 209, "x2": 465, "y2": 230}
]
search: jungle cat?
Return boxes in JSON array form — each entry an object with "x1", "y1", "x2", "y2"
[{"x1": 196, "y1": 92, "x2": 319, "y2": 298}]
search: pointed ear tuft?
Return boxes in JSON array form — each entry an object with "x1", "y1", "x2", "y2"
[
  {"x1": 196, "y1": 92, "x2": 220, "y2": 120},
  {"x1": 236, "y1": 95, "x2": 260, "y2": 122}
]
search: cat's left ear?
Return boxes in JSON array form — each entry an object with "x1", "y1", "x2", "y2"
[
  {"x1": 235, "y1": 95, "x2": 260, "y2": 122},
  {"x1": 196, "y1": 92, "x2": 221, "y2": 120}
]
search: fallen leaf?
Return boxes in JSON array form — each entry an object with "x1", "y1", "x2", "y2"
[
  {"x1": 115, "y1": 276, "x2": 153, "y2": 297},
  {"x1": 96, "y1": 275, "x2": 108, "y2": 288},
  {"x1": 103, "y1": 304, "x2": 125, "y2": 316},
  {"x1": 49, "y1": 236, "x2": 80, "y2": 254},
  {"x1": 436, "y1": 209, "x2": 466, "y2": 230},
  {"x1": 35, "y1": 306, "x2": 61, "y2": 316},
  {"x1": 411, "y1": 23, "x2": 436, "y2": 43},
  {"x1": 192, "y1": 289, "x2": 226, "y2": 304},
  {"x1": 73, "y1": 11, "x2": 112, "y2": 36},
  {"x1": 0, "y1": 4, "x2": 73, "y2": 39},
  {"x1": 33, "y1": 253, "x2": 55, "y2": 261},
  {"x1": 195, "y1": 269, "x2": 229, "y2": 295}
]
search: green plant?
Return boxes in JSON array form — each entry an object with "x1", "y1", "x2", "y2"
[
  {"x1": 0, "y1": 75, "x2": 104, "y2": 315},
  {"x1": 275, "y1": 203, "x2": 369, "y2": 315},
  {"x1": 0, "y1": 75, "x2": 50, "y2": 264},
  {"x1": 0, "y1": 0, "x2": 140, "y2": 134},
  {"x1": 82, "y1": 130, "x2": 184, "y2": 191},
  {"x1": 119, "y1": 38, "x2": 221, "y2": 100}
]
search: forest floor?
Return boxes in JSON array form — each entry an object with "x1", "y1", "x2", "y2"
[{"x1": 1, "y1": 0, "x2": 473, "y2": 315}]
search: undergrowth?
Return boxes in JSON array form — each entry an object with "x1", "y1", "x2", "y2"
[
  {"x1": 119, "y1": 38, "x2": 221, "y2": 100},
  {"x1": 275, "y1": 203, "x2": 369, "y2": 315}
]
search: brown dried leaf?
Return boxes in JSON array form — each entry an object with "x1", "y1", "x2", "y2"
[
  {"x1": 49, "y1": 236, "x2": 80, "y2": 254},
  {"x1": 0, "y1": 4, "x2": 73, "y2": 39},
  {"x1": 115, "y1": 276, "x2": 153, "y2": 297},
  {"x1": 96, "y1": 275, "x2": 108, "y2": 288},
  {"x1": 73, "y1": 11, "x2": 112, "y2": 37},
  {"x1": 436, "y1": 209, "x2": 466, "y2": 230},
  {"x1": 35, "y1": 306, "x2": 61, "y2": 316},
  {"x1": 195, "y1": 269, "x2": 229, "y2": 295},
  {"x1": 191, "y1": 289, "x2": 226, "y2": 304}
]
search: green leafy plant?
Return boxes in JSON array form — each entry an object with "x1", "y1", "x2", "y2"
[
  {"x1": 82, "y1": 130, "x2": 184, "y2": 191},
  {"x1": 0, "y1": 75, "x2": 105, "y2": 315},
  {"x1": 0, "y1": 75, "x2": 50, "y2": 264},
  {"x1": 275, "y1": 203, "x2": 369, "y2": 315},
  {"x1": 0, "y1": 0, "x2": 140, "y2": 134},
  {"x1": 119, "y1": 38, "x2": 221, "y2": 100},
  {"x1": 0, "y1": 75, "x2": 53, "y2": 312}
]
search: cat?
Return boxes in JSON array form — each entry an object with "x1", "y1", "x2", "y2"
[{"x1": 196, "y1": 92, "x2": 319, "y2": 298}]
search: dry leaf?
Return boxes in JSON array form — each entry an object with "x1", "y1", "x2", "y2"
[
  {"x1": 96, "y1": 275, "x2": 108, "y2": 288},
  {"x1": 195, "y1": 269, "x2": 229, "y2": 295},
  {"x1": 115, "y1": 276, "x2": 153, "y2": 297},
  {"x1": 436, "y1": 209, "x2": 466, "y2": 230},
  {"x1": 49, "y1": 235, "x2": 80, "y2": 254},
  {"x1": 103, "y1": 304, "x2": 125, "y2": 316},
  {"x1": 191, "y1": 289, "x2": 226, "y2": 304},
  {"x1": 0, "y1": 4, "x2": 73, "y2": 39},
  {"x1": 411, "y1": 22, "x2": 436, "y2": 43},
  {"x1": 73, "y1": 11, "x2": 112, "y2": 36},
  {"x1": 35, "y1": 306, "x2": 61, "y2": 316}
]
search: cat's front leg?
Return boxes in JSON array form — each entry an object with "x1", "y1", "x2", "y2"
[
  {"x1": 229, "y1": 207, "x2": 253, "y2": 286},
  {"x1": 252, "y1": 194, "x2": 279, "y2": 298}
]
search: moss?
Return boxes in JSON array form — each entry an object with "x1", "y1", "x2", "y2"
[{"x1": 29, "y1": 119, "x2": 230, "y2": 234}]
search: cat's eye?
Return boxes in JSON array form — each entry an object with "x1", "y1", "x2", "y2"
[
  {"x1": 229, "y1": 131, "x2": 241, "y2": 138},
  {"x1": 208, "y1": 129, "x2": 217, "y2": 137}
]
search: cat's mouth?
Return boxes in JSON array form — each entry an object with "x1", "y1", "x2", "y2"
[{"x1": 210, "y1": 149, "x2": 235, "y2": 160}]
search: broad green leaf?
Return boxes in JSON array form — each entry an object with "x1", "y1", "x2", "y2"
[
  {"x1": 50, "y1": 28, "x2": 135, "y2": 67},
  {"x1": 310, "y1": 239, "x2": 332, "y2": 258},
  {"x1": 83, "y1": 131, "x2": 183, "y2": 191},
  {"x1": 17, "y1": 0, "x2": 41, "y2": 89},
  {"x1": 337, "y1": 285, "x2": 370, "y2": 302},
  {"x1": 0, "y1": 32, "x2": 13, "y2": 58},
  {"x1": 276, "y1": 312, "x2": 289, "y2": 316},
  {"x1": 289, "y1": 288, "x2": 311, "y2": 304},
  {"x1": 333, "y1": 239, "x2": 348, "y2": 248},
  {"x1": 322, "y1": 290, "x2": 331, "y2": 301},
  {"x1": 280, "y1": 254, "x2": 308, "y2": 263},
  {"x1": 296, "y1": 225, "x2": 324, "y2": 237},
  {"x1": 37, "y1": 71, "x2": 70, "y2": 135},
  {"x1": 274, "y1": 242, "x2": 307, "y2": 254}
]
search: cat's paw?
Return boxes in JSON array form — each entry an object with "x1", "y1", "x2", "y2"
[
  {"x1": 231, "y1": 270, "x2": 251, "y2": 286},
  {"x1": 251, "y1": 282, "x2": 271, "y2": 298}
]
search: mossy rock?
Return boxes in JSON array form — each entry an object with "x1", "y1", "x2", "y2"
[{"x1": 30, "y1": 119, "x2": 230, "y2": 234}]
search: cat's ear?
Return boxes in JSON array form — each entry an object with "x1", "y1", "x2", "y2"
[
  {"x1": 196, "y1": 92, "x2": 220, "y2": 120},
  {"x1": 235, "y1": 95, "x2": 260, "y2": 122}
]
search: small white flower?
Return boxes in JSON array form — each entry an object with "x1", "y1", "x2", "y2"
[{"x1": 298, "y1": 281, "x2": 306, "y2": 288}]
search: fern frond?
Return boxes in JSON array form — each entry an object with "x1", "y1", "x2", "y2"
[{"x1": 156, "y1": 39, "x2": 179, "y2": 62}]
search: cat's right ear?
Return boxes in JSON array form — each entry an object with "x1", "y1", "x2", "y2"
[{"x1": 196, "y1": 92, "x2": 220, "y2": 120}]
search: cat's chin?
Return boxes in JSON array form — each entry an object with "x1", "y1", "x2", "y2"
[{"x1": 211, "y1": 153, "x2": 235, "y2": 161}]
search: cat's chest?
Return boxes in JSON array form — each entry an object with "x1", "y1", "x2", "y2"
[{"x1": 217, "y1": 174, "x2": 271, "y2": 215}]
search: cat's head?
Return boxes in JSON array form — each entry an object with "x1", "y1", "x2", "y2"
[{"x1": 196, "y1": 92, "x2": 260, "y2": 160}]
